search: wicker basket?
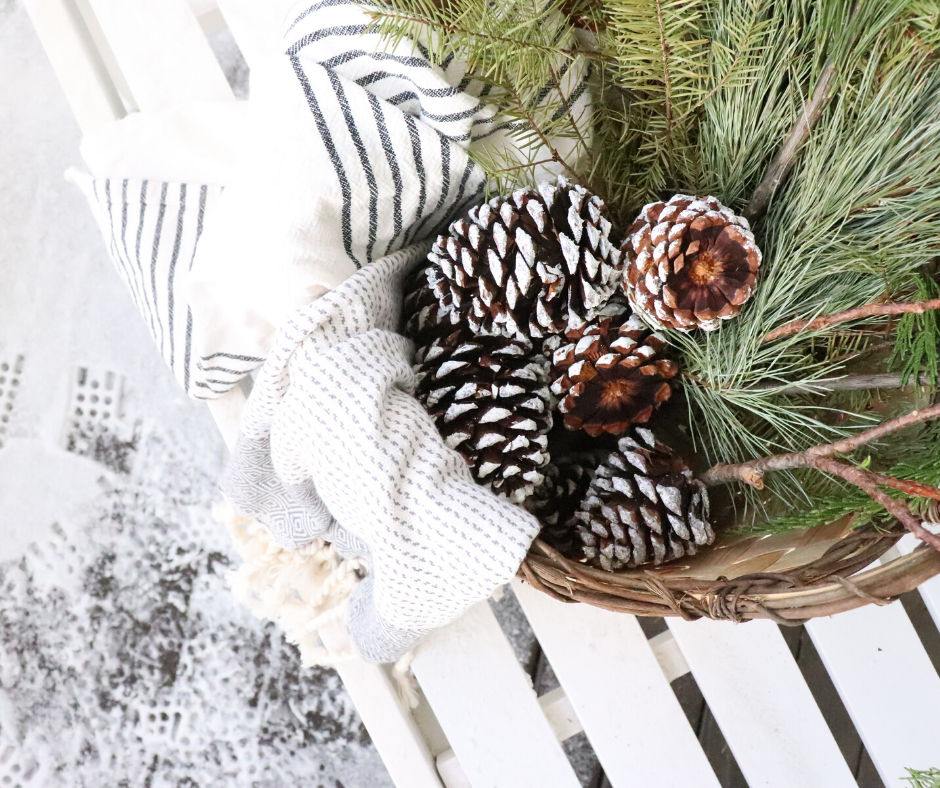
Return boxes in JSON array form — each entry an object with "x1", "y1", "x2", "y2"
[{"x1": 519, "y1": 517, "x2": 940, "y2": 623}]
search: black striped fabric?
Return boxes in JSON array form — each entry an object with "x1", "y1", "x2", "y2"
[
  {"x1": 72, "y1": 0, "x2": 591, "y2": 401},
  {"x1": 73, "y1": 174, "x2": 263, "y2": 398}
]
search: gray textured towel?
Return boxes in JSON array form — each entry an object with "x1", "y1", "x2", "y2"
[{"x1": 222, "y1": 249, "x2": 541, "y2": 662}]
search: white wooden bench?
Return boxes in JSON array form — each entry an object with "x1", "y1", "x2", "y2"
[{"x1": 22, "y1": 1, "x2": 940, "y2": 785}]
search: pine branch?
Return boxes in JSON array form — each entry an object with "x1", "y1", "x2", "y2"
[
  {"x1": 764, "y1": 298, "x2": 940, "y2": 342},
  {"x1": 700, "y1": 403, "x2": 940, "y2": 551},
  {"x1": 743, "y1": 60, "x2": 837, "y2": 221}
]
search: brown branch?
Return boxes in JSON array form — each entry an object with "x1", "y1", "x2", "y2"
[
  {"x1": 864, "y1": 472, "x2": 940, "y2": 503},
  {"x1": 764, "y1": 298, "x2": 940, "y2": 343},
  {"x1": 811, "y1": 458, "x2": 940, "y2": 553},
  {"x1": 699, "y1": 403, "x2": 940, "y2": 552},
  {"x1": 809, "y1": 402, "x2": 940, "y2": 457},
  {"x1": 744, "y1": 61, "x2": 837, "y2": 222}
]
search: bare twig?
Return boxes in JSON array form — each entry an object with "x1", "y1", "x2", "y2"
[
  {"x1": 754, "y1": 373, "x2": 935, "y2": 395},
  {"x1": 810, "y1": 402, "x2": 940, "y2": 457},
  {"x1": 744, "y1": 61, "x2": 837, "y2": 222},
  {"x1": 699, "y1": 403, "x2": 940, "y2": 551},
  {"x1": 764, "y1": 298, "x2": 940, "y2": 343}
]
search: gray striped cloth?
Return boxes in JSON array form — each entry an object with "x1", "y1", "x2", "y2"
[{"x1": 75, "y1": 0, "x2": 591, "y2": 660}]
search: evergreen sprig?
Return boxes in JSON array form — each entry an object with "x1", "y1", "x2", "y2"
[
  {"x1": 374, "y1": 0, "x2": 940, "y2": 531},
  {"x1": 905, "y1": 768, "x2": 940, "y2": 788}
]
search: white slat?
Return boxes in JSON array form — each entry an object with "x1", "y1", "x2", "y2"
[
  {"x1": 668, "y1": 617, "x2": 857, "y2": 788},
  {"x1": 215, "y1": 0, "x2": 297, "y2": 68},
  {"x1": 896, "y1": 533, "x2": 940, "y2": 627},
  {"x1": 84, "y1": 0, "x2": 233, "y2": 112},
  {"x1": 513, "y1": 580, "x2": 719, "y2": 788},
  {"x1": 21, "y1": 0, "x2": 124, "y2": 132},
  {"x1": 806, "y1": 602, "x2": 940, "y2": 784},
  {"x1": 412, "y1": 601, "x2": 581, "y2": 788},
  {"x1": 318, "y1": 621, "x2": 445, "y2": 788}
]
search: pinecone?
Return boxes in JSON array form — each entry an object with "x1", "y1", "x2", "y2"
[
  {"x1": 414, "y1": 327, "x2": 553, "y2": 503},
  {"x1": 427, "y1": 178, "x2": 624, "y2": 341},
  {"x1": 402, "y1": 266, "x2": 462, "y2": 347},
  {"x1": 575, "y1": 428, "x2": 713, "y2": 571},
  {"x1": 622, "y1": 195, "x2": 761, "y2": 332},
  {"x1": 549, "y1": 309, "x2": 678, "y2": 437},
  {"x1": 526, "y1": 457, "x2": 598, "y2": 555}
]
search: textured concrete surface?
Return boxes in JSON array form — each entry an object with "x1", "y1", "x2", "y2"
[{"x1": 0, "y1": 3, "x2": 392, "y2": 785}]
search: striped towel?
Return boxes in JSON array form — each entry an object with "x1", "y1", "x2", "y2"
[{"x1": 74, "y1": 0, "x2": 591, "y2": 660}]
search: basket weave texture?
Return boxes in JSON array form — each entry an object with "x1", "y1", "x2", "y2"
[{"x1": 519, "y1": 521, "x2": 940, "y2": 623}]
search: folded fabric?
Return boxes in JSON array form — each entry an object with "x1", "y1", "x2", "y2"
[
  {"x1": 73, "y1": 0, "x2": 592, "y2": 660},
  {"x1": 222, "y1": 248, "x2": 540, "y2": 662}
]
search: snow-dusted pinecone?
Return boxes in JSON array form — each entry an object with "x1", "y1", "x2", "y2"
[
  {"x1": 575, "y1": 428, "x2": 713, "y2": 570},
  {"x1": 414, "y1": 327, "x2": 552, "y2": 503},
  {"x1": 526, "y1": 457, "x2": 598, "y2": 555},
  {"x1": 426, "y1": 178, "x2": 624, "y2": 341},
  {"x1": 549, "y1": 309, "x2": 678, "y2": 437},
  {"x1": 622, "y1": 195, "x2": 761, "y2": 332},
  {"x1": 402, "y1": 266, "x2": 462, "y2": 347}
]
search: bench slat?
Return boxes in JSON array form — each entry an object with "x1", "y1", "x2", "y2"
[
  {"x1": 21, "y1": 0, "x2": 124, "y2": 132},
  {"x1": 806, "y1": 601, "x2": 940, "y2": 784},
  {"x1": 895, "y1": 535, "x2": 940, "y2": 628},
  {"x1": 319, "y1": 621, "x2": 445, "y2": 788},
  {"x1": 412, "y1": 601, "x2": 581, "y2": 788},
  {"x1": 668, "y1": 617, "x2": 857, "y2": 788},
  {"x1": 85, "y1": 0, "x2": 233, "y2": 112},
  {"x1": 215, "y1": 0, "x2": 296, "y2": 68},
  {"x1": 513, "y1": 580, "x2": 719, "y2": 788}
]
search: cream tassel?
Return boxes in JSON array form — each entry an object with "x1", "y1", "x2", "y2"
[{"x1": 215, "y1": 498, "x2": 363, "y2": 668}]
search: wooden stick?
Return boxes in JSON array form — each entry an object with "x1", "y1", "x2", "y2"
[
  {"x1": 764, "y1": 298, "x2": 940, "y2": 343},
  {"x1": 755, "y1": 373, "x2": 934, "y2": 395},
  {"x1": 699, "y1": 403, "x2": 940, "y2": 552},
  {"x1": 744, "y1": 61, "x2": 837, "y2": 222}
]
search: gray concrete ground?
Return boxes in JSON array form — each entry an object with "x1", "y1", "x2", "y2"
[{"x1": 0, "y1": 3, "x2": 392, "y2": 785}]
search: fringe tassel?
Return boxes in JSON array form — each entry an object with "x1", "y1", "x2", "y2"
[
  {"x1": 214, "y1": 498, "x2": 363, "y2": 668},
  {"x1": 214, "y1": 499, "x2": 423, "y2": 708}
]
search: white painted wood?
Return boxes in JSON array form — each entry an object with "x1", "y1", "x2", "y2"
[
  {"x1": 668, "y1": 617, "x2": 857, "y2": 788},
  {"x1": 806, "y1": 602, "x2": 940, "y2": 785},
  {"x1": 21, "y1": 0, "x2": 124, "y2": 132},
  {"x1": 214, "y1": 0, "x2": 297, "y2": 68},
  {"x1": 319, "y1": 621, "x2": 445, "y2": 788},
  {"x1": 538, "y1": 687, "x2": 583, "y2": 743},
  {"x1": 85, "y1": 0, "x2": 233, "y2": 112},
  {"x1": 412, "y1": 602, "x2": 581, "y2": 788},
  {"x1": 514, "y1": 580, "x2": 718, "y2": 788},
  {"x1": 648, "y1": 629, "x2": 691, "y2": 682},
  {"x1": 896, "y1": 532, "x2": 940, "y2": 628}
]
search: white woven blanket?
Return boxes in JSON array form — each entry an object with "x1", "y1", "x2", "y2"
[{"x1": 222, "y1": 250, "x2": 541, "y2": 661}]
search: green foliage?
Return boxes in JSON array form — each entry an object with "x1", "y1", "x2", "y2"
[
  {"x1": 905, "y1": 768, "x2": 940, "y2": 788},
  {"x1": 892, "y1": 273, "x2": 940, "y2": 385},
  {"x1": 372, "y1": 0, "x2": 940, "y2": 531}
]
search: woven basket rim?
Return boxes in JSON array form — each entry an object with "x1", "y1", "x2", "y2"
[{"x1": 519, "y1": 525, "x2": 940, "y2": 622}]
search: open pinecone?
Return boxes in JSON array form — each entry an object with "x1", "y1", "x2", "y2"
[
  {"x1": 403, "y1": 266, "x2": 461, "y2": 347},
  {"x1": 575, "y1": 428, "x2": 713, "y2": 570},
  {"x1": 525, "y1": 456, "x2": 598, "y2": 555},
  {"x1": 426, "y1": 178, "x2": 624, "y2": 341},
  {"x1": 548, "y1": 305, "x2": 678, "y2": 437},
  {"x1": 622, "y1": 195, "x2": 761, "y2": 332},
  {"x1": 413, "y1": 326, "x2": 552, "y2": 503}
]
